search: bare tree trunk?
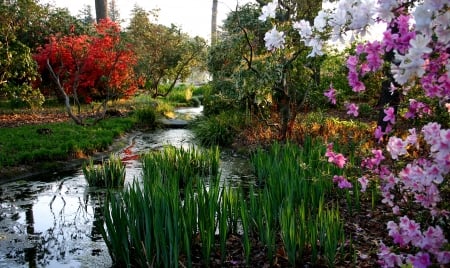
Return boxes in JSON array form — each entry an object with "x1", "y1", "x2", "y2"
[
  {"x1": 211, "y1": 0, "x2": 218, "y2": 45},
  {"x1": 95, "y1": 0, "x2": 108, "y2": 23},
  {"x1": 46, "y1": 59, "x2": 84, "y2": 125}
]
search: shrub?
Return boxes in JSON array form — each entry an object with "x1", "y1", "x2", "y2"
[
  {"x1": 189, "y1": 96, "x2": 201, "y2": 107},
  {"x1": 134, "y1": 107, "x2": 156, "y2": 127},
  {"x1": 191, "y1": 110, "x2": 248, "y2": 147}
]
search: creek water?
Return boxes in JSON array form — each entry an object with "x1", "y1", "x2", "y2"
[{"x1": 0, "y1": 107, "x2": 254, "y2": 267}]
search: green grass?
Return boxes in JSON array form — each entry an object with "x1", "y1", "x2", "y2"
[{"x1": 0, "y1": 117, "x2": 136, "y2": 168}]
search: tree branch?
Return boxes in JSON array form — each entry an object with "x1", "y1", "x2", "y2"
[{"x1": 46, "y1": 59, "x2": 84, "y2": 125}]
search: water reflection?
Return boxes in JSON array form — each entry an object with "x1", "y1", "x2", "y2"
[
  {"x1": 0, "y1": 174, "x2": 111, "y2": 268},
  {"x1": 0, "y1": 106, "x2": 256, "y2": 267}
]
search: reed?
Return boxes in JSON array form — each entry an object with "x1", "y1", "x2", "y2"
[
  {"x1": 102, "y1": 145, "x2": 220, "y2": 267},
  {"x1": 82, "y1": 154, "x2": 125, "y2": 188},
  {"x1": 250, "y1": 137, "x2": 346, "y2": 265},
  {"x1": 196, "y1": 178, "x2": 220, "y2": 266},
  {"x1": 141, "y1": 145, "x2": 219, "y2": 186},
  {"x1": 239, "y1": 190, "x2": 251, "y2": 265},
  {"x1": 279, "y1": 199, "x2": 298, "y2": 266},
  {"x1": 218, "y1": 188, "x2": 229, "y2": 264}
]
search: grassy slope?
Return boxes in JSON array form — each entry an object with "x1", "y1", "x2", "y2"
[{"x1": 0, "y1": 117, "x2": 136, "y2": 169}]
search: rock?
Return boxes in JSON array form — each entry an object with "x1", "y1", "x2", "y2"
[{"x1": 158, "y1": 118, "x2": 189, "y2": 128}]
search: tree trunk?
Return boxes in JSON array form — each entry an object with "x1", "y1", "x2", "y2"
[
  {"x1": 95, "y1": 0, "x2": 108, "y2": 23},
  {"x1": 211, "y1": 0, "x2": 218, "y2": 45}
]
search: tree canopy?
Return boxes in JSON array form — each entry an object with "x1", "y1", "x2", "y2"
[
  {"x1": 34, "y1": 19, "x2": 138, "y2": 124},
  {"x1": 126, "y1": 7, "x2": 207, "y2": 98}
]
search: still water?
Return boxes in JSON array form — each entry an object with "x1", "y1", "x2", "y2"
[{"x1": 0, "y1": 107, "x2": 254, "y2": 267}]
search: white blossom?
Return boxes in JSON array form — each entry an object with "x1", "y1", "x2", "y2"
[
  {"x1": 413, "y1": 4, "x2": 432, "y2": 35},
  {"x1": 258, "y1": 0, "x2": 277, "y2": 21},
  {"x1": 264, "y1": 27, "x2": 285, "y2": 51},
  {"x1": 306, "y1": 38, "x2": 324, "y2": 57},
  {"x1": 376, "y1": 0, "x2": 399, "y2": 22},
  {"x1": 434, "y1": 10, "x2": 450, "y2": 44},
  {"x1": 314, "y1": 10, "x2": 327, "y2": 32},
  {"x1": 293, "y1": 20, "x2": 312, "y2": 39}
]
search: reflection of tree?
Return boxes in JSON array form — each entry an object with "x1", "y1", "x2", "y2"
[
  {"x1": 86, "y1": 192, "x2": 106, "y2": 242},
  {"x1": 23, "y1": 203, "x2": 37, "y2": 268},
  {"x1": 7, "y1": 178, "x2": 108, "y2": 266}
]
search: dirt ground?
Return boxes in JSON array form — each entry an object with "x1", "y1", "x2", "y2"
[{"x1": 0, "y1": 111, "x2": 70, "y2": 128}]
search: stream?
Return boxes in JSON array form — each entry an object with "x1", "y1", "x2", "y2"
[{"x1": 0, "y1": 107, "x2": 254, "y2": 267}]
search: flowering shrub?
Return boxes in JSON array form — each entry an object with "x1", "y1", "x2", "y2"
[{"x1": 259, "y1": 0, "x2": 449, "y2": 266}]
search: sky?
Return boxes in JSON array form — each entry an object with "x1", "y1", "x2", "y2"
[{"x1": 41, "y1": 0, "x2": 254, "y2": 40}]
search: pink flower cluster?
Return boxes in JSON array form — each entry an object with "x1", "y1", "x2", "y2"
[
  {"x1": 333, "y1": 175, "x2": 352, "y2": 189},
  {"x1": 378, "y1": 216, "x2": 450, "y2": 268},
  {"x1": 345, "y1": 102, "x2": 359, "y2": 117},
  {"x1": 325, "y1": 143, "x2": 347, "y2": 168},
  {"x1": 420, "y1": 43, "x2": 450, "y2": 99},
  {"x1": 405, "y1": 99, "x2": 431, "y2": 119},
  {"x1": 325, "y1": 143, "x2": 352, "y2": 189},
  {"x1": 324, "y1": 84, "x2": 337, "y2": 105}
]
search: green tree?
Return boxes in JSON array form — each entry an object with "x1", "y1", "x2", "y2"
[
  {"x1": 0, "y1": 1, "x2": 43, "y2": 107},
  {"x1": 108, "y1": 0, "x2": 120, "y2": 23},
  {"x1": 126, "y1": 7, "x2": 207, "y2": 98},
  {"x1": 78, "y1": 4, "x2": 95, "y2": 25},
  {"x1": 208, "y1": 1, "x2": 323, "y2": 140}
]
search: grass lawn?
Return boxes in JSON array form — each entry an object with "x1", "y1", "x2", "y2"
[{"x1": 0, "y1": 116, "x2": 136, "y2": 170}]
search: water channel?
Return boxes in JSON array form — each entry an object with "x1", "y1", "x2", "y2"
[{"x1": 0, "y1": 107, "x2": 254, "y2": 267}]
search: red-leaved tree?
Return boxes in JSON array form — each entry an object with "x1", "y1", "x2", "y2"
[{"x1": 34, "y1": 19, "x2": 139, "y2": 125}]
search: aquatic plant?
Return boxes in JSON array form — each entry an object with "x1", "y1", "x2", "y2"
[{"x1": 82, "y1": 154, "x2": 125, "y2": 188}]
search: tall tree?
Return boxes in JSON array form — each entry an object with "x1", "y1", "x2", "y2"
[
  {"x1": 108, "y1": 0, "x2": 120, "y2": 23},
  {"x1": 127, "y1": 7, "x2": 206, "y2": 98},
  {"x1": 0, "y1": 2, "x2": 43, "y2": 106},
  {"x1": 211, "y1": 0, "x2": 218, "y2": 45},
  {"x1": 78, "y1": 4, "x2": 95, "y2": 25},
  {"x1": 95, "y1": 0, "x2": 108, "y2": 23},
  {"x1": 208, "y1": 0, "x2": 323, "y2": 140}
]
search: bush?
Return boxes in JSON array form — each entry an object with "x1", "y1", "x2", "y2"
[
  {"x1": 166, "y1": 84, "x2": 193, "y2": 104},
  {"x1": 192, "y1": 83, "x2": 211, "y2": 96},
  {"x1": 189, "y1": 96, "x2": 201, "y2": 107},
  {"x1": 134, "y1": 107, "x2": 156, "y2": 127},
  {"x1": 192, "y1": 110, "x2": 248, "y2": 147}
]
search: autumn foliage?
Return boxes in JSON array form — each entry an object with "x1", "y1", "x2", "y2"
[{"x1": 34, "y1": 19, "x2": 139, "y2": 104}]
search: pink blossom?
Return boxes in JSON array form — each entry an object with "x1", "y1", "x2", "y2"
[
  {"x1": 387, "y1": 136, "x2": 407, "y2": 160},
  {"x1": 405, "y1": 99, "x2": 431, "y2": 119},
  {"x1": 436, "y1": 251, "x2": 450, "y2": 264},
  {"x1": 346, "y1": 55, "x2": 358, "y2": 69},
  {"x1": 374, "y1": 126, "x2": 384, "y2": 141},
  {"x1": 422, "y1": 122, "x2": 441, "y2": 146},
  {"x1": 378, "y1": 242, "x2": 403, "y2": 267},
  {"x1": 420, "y1": 226, "x2": 447, "y2": 251},
  {"x1": 405, "y1": 128, "x2": 419, "y2": 149},
  {"x1": 325, "y1": 143, "x2": 347, "y2": 168},
  {"x1": 345, "y1": 102, "x2": 359, "y2": 117},
  {"x1": 358, "y1": 176, "x2": 369, "y2": 192},
  {"x1": 392, "y1": 205, "x2": 400, "y2": 215},
  {"x1": 408, "y1": 252, "x2": 431, "y2": 268},
  {"x1": 371, "y1": 149, "x2": 385, "y2": 166},
  {"x1": 324, "y1": 84, "x2": 337, "y2": 105},
  {"x1": 383, "y1": 107, "x2": 396, "y2": 124},
  {"x1": 333, "y1": 175, "x2": 352, "y2": 189}
]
